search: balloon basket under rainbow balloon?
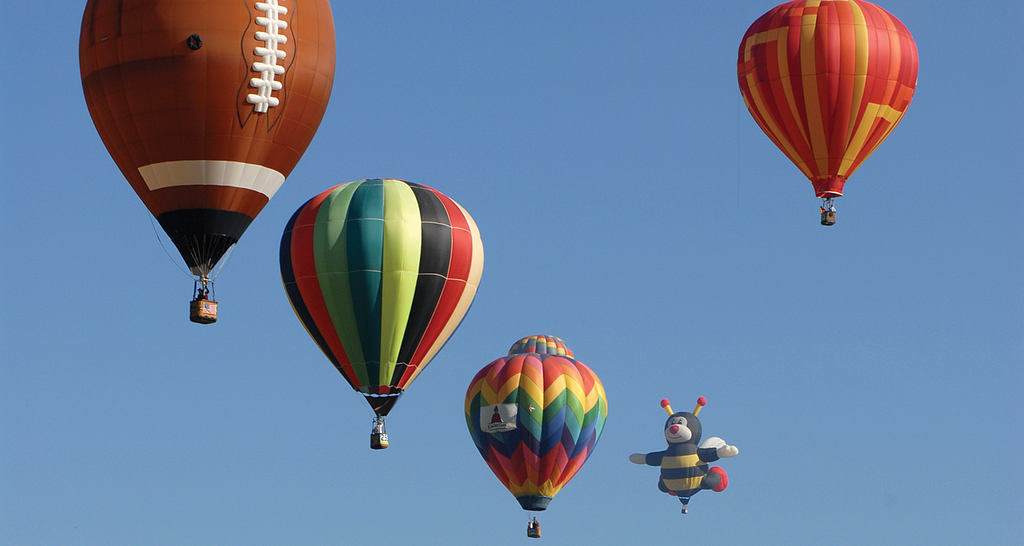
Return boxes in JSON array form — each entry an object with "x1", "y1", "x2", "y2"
[{"x1": 526, "y1": 517, "x2": 541, "y2": 539}]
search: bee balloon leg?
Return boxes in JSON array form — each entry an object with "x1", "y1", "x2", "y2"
[{"x1": 660, "y1": 478, "x2": 691, "y2": 514}]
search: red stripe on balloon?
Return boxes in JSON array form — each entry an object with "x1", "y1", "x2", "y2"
[{"x1": 290, "y1": 187, "x2": 357, "y2": 384}]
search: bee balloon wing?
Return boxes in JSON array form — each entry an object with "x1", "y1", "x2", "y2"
[{"x1": 699, "y1": 437, "x2": 725, "y2": 449}]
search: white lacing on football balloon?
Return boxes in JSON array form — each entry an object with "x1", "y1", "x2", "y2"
[{"x1": 247, "y1": 1, "x2": 289, "y2": 113}]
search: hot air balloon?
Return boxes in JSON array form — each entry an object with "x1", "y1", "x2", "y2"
[
  {"x1": 80, "y1": 0, "x2": 336, "y2": 321},
  {"x1": 465, "y1": 336, "x2": 608, "y2": 538},
  {"x1": 281, "y1": 179, "x2": 484, "y2": 449},
  {"x1": 628, "y1": 397, "x2": 738, "y2": 514},
  {"x1": 737, "y1": 0, "x2": 918, "y2": 225}
]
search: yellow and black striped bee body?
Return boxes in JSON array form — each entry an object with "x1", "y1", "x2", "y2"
[{"x1": 643, "y1": 413, "x2": 725, "y2": 499}]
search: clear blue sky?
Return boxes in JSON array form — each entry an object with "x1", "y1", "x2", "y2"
[{"x1": 2, "y1": 1, "x2": 1021, "y2": 545}]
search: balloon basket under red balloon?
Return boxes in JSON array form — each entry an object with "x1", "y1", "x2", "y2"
[{"x1": 820, "y1": 197, "x2": 837, "y2": 226}]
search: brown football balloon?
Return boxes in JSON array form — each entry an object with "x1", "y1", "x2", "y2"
[{"x1": 80, "y1": 0, "x2": 336, "y2": 280}]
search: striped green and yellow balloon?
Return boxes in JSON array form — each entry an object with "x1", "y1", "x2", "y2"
[
  {"x1": 281, "y1": 179, "x2": 483, "y2": 420},
  {"x1": 465, "y1": 335, "x2": 608, "y2": 511}
]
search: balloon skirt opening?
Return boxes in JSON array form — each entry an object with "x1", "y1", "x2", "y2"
[
  {"x1": 364, "y1": 393, "x2": 401, "y2": 417},
  {"x1": 516, "y1": 495, "x2": 552, "y2": 511},
  {"x1": 157, "y1": 209, "x2": 253, "y2": 276},
  {"x1": 812, "y1": 177, "x2": 846, "y2": 198}
]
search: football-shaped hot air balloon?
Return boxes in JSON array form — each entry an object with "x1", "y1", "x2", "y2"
[
  {"x1": 80, "y1": 0, "x2": 336, "y2": 320},
  {"x1": 281, "y1": 179, "x2": 484, "y2": 449},
  {"x1": 737, "y1": 0, "x2": 918, "y2": 225},
  {"x1": 465, "y1": 335, "x2": 608, "y2": 537}
]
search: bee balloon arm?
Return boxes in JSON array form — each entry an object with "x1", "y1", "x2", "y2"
[
  {"x1": 697, "y1": 446, "x2": 722, "y2": 463},
  {"x1": 717, "y1": 444, "x2": 739, "y2": 458},
  {"x1": 629, "y1": 452, "x2": 663, "y2": 466}
]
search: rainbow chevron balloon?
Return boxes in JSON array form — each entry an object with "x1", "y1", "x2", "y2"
[{"x1": 465, "y1": 335, "x2": 608, "y2": 511}]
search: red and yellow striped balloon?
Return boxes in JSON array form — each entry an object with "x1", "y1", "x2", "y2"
[{"x1": 737, "y1": 0, "x2": 918, "y2": 198}]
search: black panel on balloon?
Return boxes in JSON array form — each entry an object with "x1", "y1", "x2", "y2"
[
  {"x1": 366, "y1": 393, "x2": 401, "y2": 417},
  {"x1": 157, "y1": 209, "x2": 253, "y2": 276},
  {"x1": 395, "y1": 186, "x2": 453, "y2": 369}
]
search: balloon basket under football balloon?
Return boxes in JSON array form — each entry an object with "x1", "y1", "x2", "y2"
[
  {"x1": 370, "y1": 416, "x2": 389, "y2": 450},
  {"x1": 189, "y1": 278, "x2": 217, "y2": 324}
]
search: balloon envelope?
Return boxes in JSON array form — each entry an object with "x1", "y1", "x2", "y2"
[
  {"x1": 465, "y1": 335, "x2": 608, "y2": 511},
  {"x1": 737, "y1": 0, "x2": 918, "y2": 197},
  {"x1": 80, "y1": 0, "x2": 336, "y2": 276},
  {"x1": 281, "y1": 179, "x2": 484, "y2": 417}
]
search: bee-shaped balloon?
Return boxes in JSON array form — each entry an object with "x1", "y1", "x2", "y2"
[{"x1": 629, "y1": 397, "x2": 738, "y2": 513}]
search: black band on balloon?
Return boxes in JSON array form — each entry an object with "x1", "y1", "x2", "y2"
[{"x1": 157, "y1": 209, "x2": 253, "y2": 276}]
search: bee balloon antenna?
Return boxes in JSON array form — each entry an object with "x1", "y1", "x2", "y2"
[
  {"x1": 693, "y1": 396, "x2": 706, "y2": 416},
  {"x1": 661, "y1": 399, "x2": 674, "y2": 415}
]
